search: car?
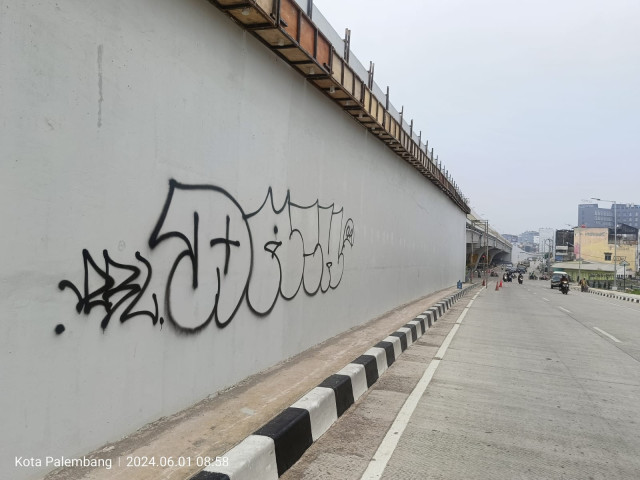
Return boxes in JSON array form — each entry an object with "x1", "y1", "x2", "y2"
[{"x1": 550, "y1": 271, "x2": 569, "y2": 289}]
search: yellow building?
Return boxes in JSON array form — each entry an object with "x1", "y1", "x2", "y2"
[{"x1": 574, "y1": 227, "x2": 637, "y2": 277}]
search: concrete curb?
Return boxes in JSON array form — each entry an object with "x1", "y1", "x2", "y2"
[
  {"x1": 578, "y1": 287, "x2": 640, "y2": 303},
  {"x1": 190, "y1": 284, "x2": 480, "y2": 480}
]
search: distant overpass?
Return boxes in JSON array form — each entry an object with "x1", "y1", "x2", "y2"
[{"x1": 466, "y1": 211, "x2": 512, "y2": 275}]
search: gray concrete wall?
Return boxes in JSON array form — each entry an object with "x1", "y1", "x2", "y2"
[{"x1": 0, "y1": 1, "x2": 466, "y2": 478}]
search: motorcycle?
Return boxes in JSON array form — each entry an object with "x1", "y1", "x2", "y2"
[{"x1": 560, "y1": 280, "x2": 569, "y2": 294}]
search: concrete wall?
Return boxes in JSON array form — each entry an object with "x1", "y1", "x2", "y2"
[{"x1": 0, "y1": 1, "x2": 466, "y2": 478}]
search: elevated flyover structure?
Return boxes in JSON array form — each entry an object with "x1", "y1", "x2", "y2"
[
  {"x1": 467, "y1": 211, "x2": 512, "y2": 276},
  {"x1": 207, "y1": 0, "x2": 469, "y2": 211}
]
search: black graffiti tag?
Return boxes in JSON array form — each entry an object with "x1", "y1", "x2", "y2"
[
  {"x1": 59, "y1": 179, "x2": 355, "y2": 334},
  {"x1": 148, "y1": 180, "x2": 252, "y2": 333},
  {"x1": 58, "y1": 249, "x2": 162, "y2": 332}
]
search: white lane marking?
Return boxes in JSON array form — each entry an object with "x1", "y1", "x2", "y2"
[
  {"x1": 456, "y1": 307, "x2": 469, "y2": 324},
  {"x1": 360, "y1": 306, "x2": 468, "y2": 479},
  {"x1": 558, "y1": 307, "x2": 572, "y2": 314},
  {"x1": 542, "y1": 297, "x2": 550, "y2": 302},
  {"x1": 593, "y1": 327, "x2": 621, "y2": 343}
]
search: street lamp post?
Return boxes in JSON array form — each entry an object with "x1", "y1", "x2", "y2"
[{"x1": 592, "y1": 198, "x2": 617, "y2": 290}]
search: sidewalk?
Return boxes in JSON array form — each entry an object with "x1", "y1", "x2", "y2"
[{"x1": 44, "y1": 285, "x2": 474, "y2": 480}]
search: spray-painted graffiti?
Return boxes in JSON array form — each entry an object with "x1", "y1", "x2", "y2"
[
  {"x1": 59, "y1": 179, "x2": 355, "y2": 334},
  {"x1": 58, "y1": 250, "x2": 163, "y2": 332}
]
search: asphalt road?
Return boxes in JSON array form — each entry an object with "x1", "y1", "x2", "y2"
[{"x1": 283, "y1": 279, "x2": 640, "y2": 479}]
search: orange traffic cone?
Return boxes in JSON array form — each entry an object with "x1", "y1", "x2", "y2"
[
  {"x1": 482, "y1": 279, "x2": 485, "y2": 287},
  {"x1": 495, "y1": 281, "x2": 499, "y2": 291},
  {"x1": 499, "y1": 280, "x2": 503, "y2": 288}
]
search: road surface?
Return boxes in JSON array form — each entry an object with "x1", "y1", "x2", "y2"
[{"x1": 283, "y1": 279, "x2": 640, "y2": 479}]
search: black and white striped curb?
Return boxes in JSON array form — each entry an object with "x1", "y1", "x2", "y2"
[
  {"x1": 581, "y1": 288, "x2": 640, "y2": 303},
  {"x1": 190, "y1": 284, "x2": 480, "y2": 480}
]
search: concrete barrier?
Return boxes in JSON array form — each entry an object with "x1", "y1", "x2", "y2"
[
  {"x1": 191, "y1": 283, "x2": 480, "y2": 479},
  {"x1": 579, "y1": 287, "x2": 640, "y2": 303}
]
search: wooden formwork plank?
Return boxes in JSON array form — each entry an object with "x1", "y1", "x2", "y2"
[
  {"x1": 280, "y1": 0, "x2": 299, "y2": 40},
  {"x1": 331, "y1": 56, "x2": 342, "y2": 83},
  {"x1": 294, "y1": 62, "x2": 319, "y2": 75},
  {"x1": 312, "y1": 78, "x2": 336, "y2": 89},
  {"x1": 343, "y1": 67, "x2": 353, "y2": 96},
  {"x1": 228, "y1": 6, "x2": 271, "y2": 24},
  {"x1": 363, "y1": 89, "x2": 371, "y2": 114},
  {"x1": 353, "y1": 77, "x2": 363, "y2": 102},
  {"x1": 279, "y1": 47, "x2": 311, "y2": 62},
  {"x1": 255, "y1": 0, "x2": 273, "y2": 14},
  {"x1": 375, "y1": 100, "x2": 384, "y2": 124},
  {"x1": 255, "y1": 28, "x2": 292, "y2": 46},
  {"x1": 299, "y1": 15, "x2": 315, "y2": 55},
  {"x1": 316, "y1": 35, "x2": 330, "y2": 68}
]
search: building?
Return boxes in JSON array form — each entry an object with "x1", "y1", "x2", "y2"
[
  {"x1": 502, "y1": 233, "x2": 518, "y2": 244},
  {"x1": 551, "y1": 260, "x2": 614, "y2": 286},
  {"x1": 616, "y1": 204, "x2": 640, "y2": 228},
  {"x1": 573, "y1": 226, "x2": 638, "y2": 279},
  {"x1": 518, "y1": 230, "x2": 537, "y2": 245},
  {"x1": 555, "y1": 229, "x2": 574, "y2": 261},
  {"x1": 579, "y1": 203, "x2": 640, "y2": 229}
]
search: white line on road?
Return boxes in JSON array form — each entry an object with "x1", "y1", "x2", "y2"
[
  {"x1": 558, "y1": 307, "x2": 572, "y2": 314},
  {"x1": 360, "y1": 305, "x2": 469, "y2": 480},
  {"x1": 542, "y1": 297, "x2": 550, "y2": 302},
  {"x1": 593, "y1": 327, "x2": 621, "y2": 343}
]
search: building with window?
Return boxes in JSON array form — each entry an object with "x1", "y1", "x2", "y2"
[
  {"x1": 555, "y1": 229, "x2": 574, "y2": 261},
  {"x1": 579, "y1": 203, "x2": 640, "y2": 229},
  {"x1": 573, "y1": 226, "x2": 638, "y2": 278}
]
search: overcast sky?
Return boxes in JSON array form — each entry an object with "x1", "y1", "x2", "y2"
[{"x1": 312, "y1": 0, "x2": 640, "y2": 235}]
